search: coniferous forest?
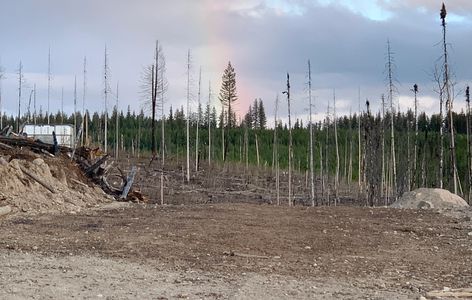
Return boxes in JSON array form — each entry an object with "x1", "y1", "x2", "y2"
[
  {"x1": 1, "y1": 4, "x2": 470, "y2": 206},
  {"x1": 3, "y1": 99, "x2": 472, "y2": 205}
]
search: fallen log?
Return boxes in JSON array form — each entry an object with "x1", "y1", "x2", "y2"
[
  {"x1": 0, "y1": 142, "x2": 13, "y2": 150},
  {"x1": 19, "y1": 165, "x2": 56, "y2": 194},
  {"x1": 102, "y1": 176, "x2": 122, "y2": 194},
  {"x1": 85, "y1": 155, "x2": 109, "y2": 176},
  {"x1": 120, "y1": 166, "x2": 137, "y2": 200},
  {"x1": 70, "y1": 178, "x2": 89, "y2": 188},
  {"x1": 0, "y1": 135, "x2": 71, "y2": 155}
]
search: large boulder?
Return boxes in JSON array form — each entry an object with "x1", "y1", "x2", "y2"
[{"x1": 391, "y1": 188, "x2": 469, "y2": 209}]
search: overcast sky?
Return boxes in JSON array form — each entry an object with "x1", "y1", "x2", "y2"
[{"x1": 1, "y1": 0, "x2": 472, "y2": 125}]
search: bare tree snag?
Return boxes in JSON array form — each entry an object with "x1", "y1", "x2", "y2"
[
  {"x1": 104, "y1": 46, "x2": 110, "y2": 154},
  {"x1": 115, "y1": 82, "x2": 119, "y2": 159},
  {"x1": 0, "y1": 57, "x2": 4, "y2": 129},
  {"x1": 83, "y1": 56, "x2": 87, "y2": 146},
  {"x1": 17, "y1": 61, "x2": 23, "y2": 133},
  {"x1": 196, "y1": 67, "x2": 201, "y2": 171},
  {"x1": 283, "y1": 73, "x2": 293, "y2": 206},
  {"x1": 412, "y1": 84, "x2": 419, "y2": 189},
  {"x1": 466, "y1": 86, "x2": 471, "y2": 204},
  {"x1": 386, "y1": 40, "x2": 397, "y2": 202},
  {"x1": 274, "y1": 94, "x2": 280, "y2": 206},
  {"x1": 441, "y1": 4, "x2": 458, "y2": 194},
  {"x1": 308, "y1": 60, "x2": 315, "y2": 206},
  {"x1": 333, "y1": 89, "x2": 339, "y2": 206},
  {"x1": 381, "y1": 94, "x2": 386, "y2": 204},
  {"x1": 208, "y1": 81, "x2": 212, "y2": 166},
  {"x1": 47, "y1": 47, "x2": 51, "y2": 125},
  {"x1": 357, "y1": 88, "x2": 362, "y2": 200},
  {"x1": 186, "y1": 49, "x2": 191, "y2": 183}
]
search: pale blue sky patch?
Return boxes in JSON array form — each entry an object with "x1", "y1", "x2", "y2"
[
  {"x1": 266, "y1": 0, "x2": 306, "y2": 16},
  {"x1": 417, "y1": 6, "x2": 427, "y2": 14},
  {"x1": 448, "y1": 12, "x2": 470, "y2": 24},
  {"x1": 317, "y1": 0, "x2": 393, "y2": 21}
]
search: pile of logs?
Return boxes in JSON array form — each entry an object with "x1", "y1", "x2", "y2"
[{"x1": 0, "y1": 132, "x2": 146, "y2": 202}]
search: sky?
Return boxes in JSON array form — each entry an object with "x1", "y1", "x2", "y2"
[{"x1": 1, "y1": 0, "x2": 472, "y2": 126}]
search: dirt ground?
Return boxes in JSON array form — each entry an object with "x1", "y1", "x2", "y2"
[{"x1": 1, "y1": 202, "x2": 472, "y2": 299}]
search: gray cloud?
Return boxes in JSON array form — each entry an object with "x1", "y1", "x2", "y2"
[{"x1": 0, "y1": 0, "x2": 471, "y2": 123}]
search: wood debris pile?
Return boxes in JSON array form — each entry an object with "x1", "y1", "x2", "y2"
[{"x1": 0, "y1": 129, "x2": 146, "y2": 215}]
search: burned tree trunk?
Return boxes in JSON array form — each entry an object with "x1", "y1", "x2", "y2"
[
  {"x1": 467, "y1": 86, "x2": 471, "y2": 203},
  {"x1": 364, "y1": 101, "x2": 381, "y2": 207},
  {"x1": 441, "y1": 4, "x2": 458, "y2": 194},
  {"x1": 284, "y1": 73, "x2": 293, "y2": 206}
]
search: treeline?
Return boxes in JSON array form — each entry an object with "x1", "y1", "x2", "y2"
[{"x1": 6, "y1": 103, "x2": 472, "y2": 199}]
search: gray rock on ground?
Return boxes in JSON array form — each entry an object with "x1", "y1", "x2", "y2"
[{"x1": 391, "y1": 188, "x2": 469, "y2": 210}]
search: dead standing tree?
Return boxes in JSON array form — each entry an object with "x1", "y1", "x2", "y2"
[
  {"x1": 346, "y1": 109, "x2": 354, "y2": 193},
  {"x1": 47, "y1": 47, "x2": 51, "y2": 125},
  {"x1": 364, "y1": 100, "x2": 373, "y2": 206},
  {"x1": 0, "y1": 57, "x2": 4, "y2": 129},
  {"x1": 195, "y1": 68, "x2": 202, "y2": 171},
  {"x1": 381, "y1": 94, "x2": 387, "y2": 204},
  {"x1": 333, "y1": 89, "x2": 340, "y2": 206},
  {"x1": 74, "y1": 76, "x2": 77, "y2": 134},
  {"x1": 207, "y1": 81, "x2": 212, "y2": 166},
  {"x1": 159, "y1": 51, "x2": 167, "y2": 204},
  {"x1": 17, "y1": 61, "x2": 23, "y2": 132},
  {"x1": 274, "y1": 94, "x2": 280, "y2": 205},
  {"x1": 412, "y1": 84, "x2": 419, "y2": 189},
  {"x1": 83, "y1": 56, "x2": 87, "y2": 146},
  {"x1": 386, "y1": 40, "x2": 398, "y2": 203},
  {"x1": 141, "y1": 41, "x2": 167, "y2": 172},
  {"x1": 440, "y1": 3, "x2": 458, "y2": 194},
  {"x1": 142, "y1": 42, "x2": 166, "y2": 161},
  {"x1": 467, "y1": 86, "x2": 471, "y2": 204},
  {"x1": 357, "y1": 88, "x2": 364, "y2": 201},
  {"x1": 103, "y1": 46, "x2": 111, "y2": 154},
  {"x1": 115, "y1": 82, "x2": 119, "y2": 158},
  {"x1": 308, "y1": 60, "x2": 315, "y2": 206},
  {"x1": 151, "y1": 41, "x2": 159, "y2": 159},
  {"x1": 364, "y1": 100, "x2": 382, "y2": 206},
  {"x1": 186, "y1": 49, "x2": 191, "y2": 182},
  {"x1": 325, "y1": 104, "x2": 331, "y2": 205},
  {"x1": 433, "y1": 64, "x2": 445, "y2": 189},
  {"x1": 283, "y1": 73, "x2": 293, "y2": 206}
]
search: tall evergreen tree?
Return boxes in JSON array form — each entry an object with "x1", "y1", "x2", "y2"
[
  {"x1": 219, "y1": 62, "x2": 238, "y2": 128},
  {"x1": 244, "y1": 106, "x2": 253, "y2": 128},
  {"x1": 252, "y1": 99, "x2": 259, "y2": 129},
  {"x1": 219, "y1": 61, "x2": 238, "y2": 160},
  {"x1": 258, "y1": 99, "x2": 267, "y2": 129}
]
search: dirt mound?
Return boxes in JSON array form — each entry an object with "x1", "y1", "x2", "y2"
[
  {"x1": 391, "y1": 188, "x2": 469, "y2": 210},
  {"x1": 0, "y1": 153, "x2": 113, "y2": 215}
]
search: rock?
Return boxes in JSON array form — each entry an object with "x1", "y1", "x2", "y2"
[
  {"x1": 391, "y1": 188, "x2": 469, "y2": 210},
  {"x1": 0, "y1": 205, "x2": 12, "y2": 217},
  {"x1": 418, "y1": 200, "x2": 433, "y2": 209}
]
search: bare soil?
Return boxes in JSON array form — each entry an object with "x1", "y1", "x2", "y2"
[{"x1": 1, "y1": 202, "x2": 472, "y2": 299}]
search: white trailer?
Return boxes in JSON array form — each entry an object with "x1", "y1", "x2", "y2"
[{"x1": 22, "y1": 124, "x2": 75, "y2": 148}]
